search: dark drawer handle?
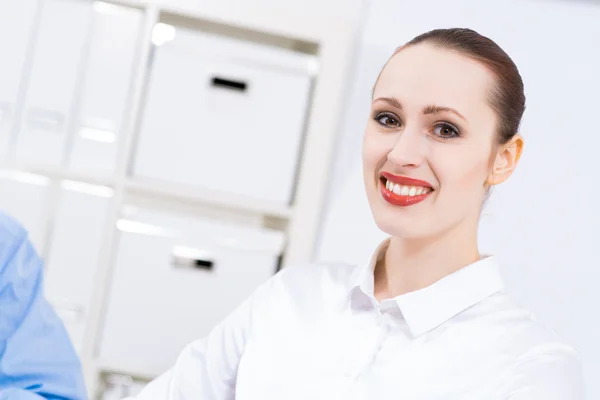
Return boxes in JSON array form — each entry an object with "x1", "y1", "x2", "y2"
[
  {"x1": 172, "y1": 247, "x2": 215, "y2": 271},
  {"x1": 211, "y1": 76, "x2": 247, "y2": 92},
  {"x1": 192, "y1": 258, "x2": 214, "y2": 270}
]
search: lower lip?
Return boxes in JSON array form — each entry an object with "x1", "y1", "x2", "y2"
[{"x1": 379, "y1": 180, "x2": 432, "y2": 207}]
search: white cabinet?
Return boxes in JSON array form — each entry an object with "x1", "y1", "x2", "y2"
[
  {"x1": 44, "y1": 182, "x2": 113, "y2": 353},
  {"x1": 0, "y1": 170, "x2": 51, "y2": 255},
  {"x1": 15, "y1": 0, "x2": 93, "y2": 166},
  {"x1": 132, "y1": 26, "x2": 314, "y2": 206},
  {"x1": 0, "y1": 0, "x2": 40, "y2": 157},
  {"x1": 98, "y1": 206, "x2": 284, "y2": 376},
  {"x1": 68, "y1": 3, "x2": 142, "y2": 176}
]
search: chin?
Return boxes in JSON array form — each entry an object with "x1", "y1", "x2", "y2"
[
  {"x1": 365, "y1": 181, "x2": 437, "y2": 239},
  {"x1": 374, "y1": 218, "x2": 431, "y2": 240},
  {"x1": 370, "y1": 205, "x2": 433, "y2": 240}
]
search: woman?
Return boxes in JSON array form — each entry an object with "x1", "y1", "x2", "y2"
[{"x1": 132, "y1": 28, "x2": 582, "y2": 399}]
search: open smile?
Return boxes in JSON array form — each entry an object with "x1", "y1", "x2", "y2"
[{"x1": 379, "y1": 172, "x2": 434, "y2": 207}]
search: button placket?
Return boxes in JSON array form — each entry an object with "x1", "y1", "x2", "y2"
[{"x1": 345, "y1": 310, "x2": 390, "y2": 380}]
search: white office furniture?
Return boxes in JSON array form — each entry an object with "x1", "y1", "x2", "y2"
[
  {"x1": 44, "y1": 182, "x2": 113, "y2": 353},
  {"x1": 0, "y1": 0, "x2": 361, "y2": 397},
  {"x1": 0, "y1": 0, "x2": 40, "y2": 157},
  {"x1": 68, "y1": 4, "x2": 142, "y2": 176},
  {"x1": 99, "y1": 206, "x2": 284, "y2": 376},
  {"x1": 132, "y1": 27, "x2": 313, "y2": 206},
  {"x1": 15, "y1": 0, "x2": 93, "y2": 166}
]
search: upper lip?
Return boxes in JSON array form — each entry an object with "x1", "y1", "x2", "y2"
[{"x1": 380, "y1": 172, "x2": 433, "y2": 188}]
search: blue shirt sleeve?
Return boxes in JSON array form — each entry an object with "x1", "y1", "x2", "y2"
[{"x1": 0, "y1": 213, "x2": 87, "y2": 399}]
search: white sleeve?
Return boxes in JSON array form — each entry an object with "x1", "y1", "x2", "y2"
[
  {"x1": 129, "y1": 276, "x2": 275, "y2": 400},
  {"x1": 505, "y1": 343, "x2": 584, "y2": 400}
]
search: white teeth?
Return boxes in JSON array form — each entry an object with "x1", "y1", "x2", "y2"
[{"x1": 384, "y1": 179, "x2": 430, "y2": 197}]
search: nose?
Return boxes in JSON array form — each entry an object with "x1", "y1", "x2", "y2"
[{"x1": 387, "y1": 128, "x2": 424, "y2": 169}]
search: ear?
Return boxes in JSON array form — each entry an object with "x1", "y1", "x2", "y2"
[{"x1": 486, "y1": 134, "x2": 524, "y2": 186}]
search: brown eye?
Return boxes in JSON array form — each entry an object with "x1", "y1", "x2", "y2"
[
  {"x1": 374, "y1": 112, "x2": 401, "y2": 128},
  {"x1": 433, "y1": 122, "x2": 460, "y2": 139}
]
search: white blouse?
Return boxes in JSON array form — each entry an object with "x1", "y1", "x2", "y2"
[{"x1": 132, "y1": 241, "x2": 583, "y2": 399}]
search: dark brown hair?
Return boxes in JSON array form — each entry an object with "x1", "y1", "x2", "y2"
[{"x1": 379, "y1": 28, "x2": 526, "y2": 144}]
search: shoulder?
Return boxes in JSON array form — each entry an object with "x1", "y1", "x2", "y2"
[
  {"x1": 253, "y1": 261, "x2": 361, "y2": 312},
  {"x1": 0, "y1": 210, "x2": 27, "y2": 242},
  {"x1": 477, "y1": 291, "x2": 578, "y2": 354},
  {"x1": 0, "y1": 212, "x2": 44, "y2": 338},
  {"x1": 274, "y1": 261, "x2": 361, "y2": 293},
  {"x1": 482, "y1": 292, "x2": 583, "y2": 395},
  {"x1": 509, "y1": 302, "x2": 581, "y2": 376},
  {"x1": 0, "y1": 211, "x2": 29, "y2": 270},
  {"x1": 502, "y1": 334, "x2": 583, "y2": 397},
  {"x1": 458, "y1": 291, "x2": 582, "y2": 396},
  {"x1": 493, "y1": 292, "x2": 576, "y2": 350}
]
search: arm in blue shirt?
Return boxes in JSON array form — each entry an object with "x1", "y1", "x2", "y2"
[{"x1": 0, "y1": 213, "x2": 87, "y2": 399}]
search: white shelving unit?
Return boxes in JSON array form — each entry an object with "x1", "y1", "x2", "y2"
[{"x1": 0, "y1": 0, "x2": 363, "y2": 397}]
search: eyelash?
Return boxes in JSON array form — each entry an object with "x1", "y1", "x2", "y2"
[
  {"x1": 433, "y1": 122, "x2": 461, "y2": 140},
  {"x1": 373, "y1": 112, "x2": 461, "y2": 140}
]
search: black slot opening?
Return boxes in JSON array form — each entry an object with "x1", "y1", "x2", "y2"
[
  {"x1": 194, "y1": 259, "x2": 214, "y2": 270},
  {"x1": 211, "y1": 77, "x2": 247, "y2": 92}
]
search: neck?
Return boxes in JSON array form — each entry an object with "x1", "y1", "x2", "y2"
[{"x1": 374, "y1": 219, "x2": 481, "y2": 301}]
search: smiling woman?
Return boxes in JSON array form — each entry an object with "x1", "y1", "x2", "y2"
[
  {"x1": 363, "y1": 28, "x2": 525, "y2": 265},
  {"x1": 128, "y1": 28, "x2": 582, "y2": 400}
]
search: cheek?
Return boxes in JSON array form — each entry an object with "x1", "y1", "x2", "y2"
[
  {"x1": 362, "y1": 129, "x2": 389, "y2": 172},
  {"x1": 432, "y1": 147, "x2": 490, "y2": 194}
]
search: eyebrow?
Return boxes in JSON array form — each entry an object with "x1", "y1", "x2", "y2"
[
  {"x1": 373, "y1": 97, "x2": 403, "y2": 109},
  {"x1": 423, "y1": 104, "x2": 466, "y2": 121},
  {"x1": 373, "y1": 97, "x2": 467, "y2": 122}
]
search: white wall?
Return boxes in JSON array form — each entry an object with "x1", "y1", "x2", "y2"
[{"x1": 316, "y1": 0, "x2": 600, "y2": 398}]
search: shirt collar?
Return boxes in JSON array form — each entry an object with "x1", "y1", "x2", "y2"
[{"x1": 350, "y1": 238, "x2": 504, "y2": 337}]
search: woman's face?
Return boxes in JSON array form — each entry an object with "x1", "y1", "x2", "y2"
[{"x1": 363, "y1": 43, "x2": 500, "y2": 240}]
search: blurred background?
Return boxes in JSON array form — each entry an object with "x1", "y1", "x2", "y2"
[{"x1": 0, "y1": 0, "x2": 598, "y2": 398}]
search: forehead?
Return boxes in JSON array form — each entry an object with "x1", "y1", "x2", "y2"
[{"x1": 374, "y1": 44, "x2": 495, "y2": 115}]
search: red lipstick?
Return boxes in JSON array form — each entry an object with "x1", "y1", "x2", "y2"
[{"x1": 380, "y1": 172, "x2": 433, "y2": 207}]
